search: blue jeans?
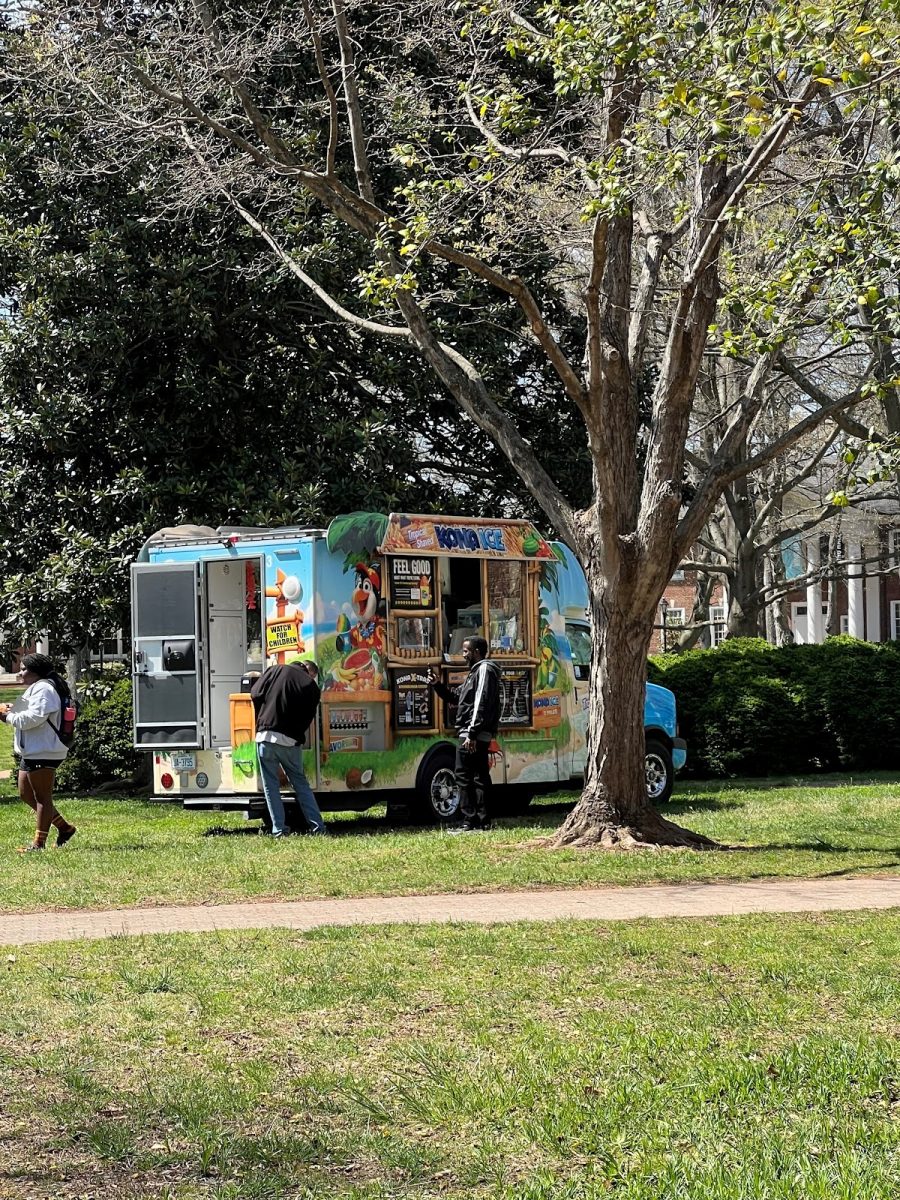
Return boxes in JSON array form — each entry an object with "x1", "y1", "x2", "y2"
[{"x1": 257, "y1": 741, "x2": 326, "y2": 836}]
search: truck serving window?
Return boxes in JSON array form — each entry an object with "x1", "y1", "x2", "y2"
[
  {"x1": 440, "y1": 557, "x2": 483, "y2": 655},
  {"x1": 487, "y1": 560, "x2": 527, "y2": 655}
]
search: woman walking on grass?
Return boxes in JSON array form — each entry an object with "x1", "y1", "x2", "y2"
[{"x1": 0, "y1": 653, "x2": 76, "y2": 853}]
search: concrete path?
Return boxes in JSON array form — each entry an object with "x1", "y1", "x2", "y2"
[{"x1": 2, "y1": 876, "x2": 899, "y2": 946}]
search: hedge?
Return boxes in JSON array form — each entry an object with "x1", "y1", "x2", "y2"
[
  {"x1": 52, "y1": 637, "x2": 900, "y2": 789},
  {"x1": 56, "y1": 669, "x2": 142, "y2": 792},
  {"x1": 649, "y1": 636, "x2": 900, "y2": 778}
]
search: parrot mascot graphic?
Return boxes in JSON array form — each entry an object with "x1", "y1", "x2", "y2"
[{"x1": 335, "y1": 562, "x2": 387, "y2": 656}]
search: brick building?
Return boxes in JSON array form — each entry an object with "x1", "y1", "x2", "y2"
[{"x1": 653, "y1": 506, "x2": 900, "y2": 652}]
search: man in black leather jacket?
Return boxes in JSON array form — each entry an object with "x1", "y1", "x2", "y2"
[{"x1": 428, "y1": 636, "x2": 501, "y2": 831}]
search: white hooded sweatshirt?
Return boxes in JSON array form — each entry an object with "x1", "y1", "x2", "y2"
[{"x1": 6, "y1": 679, "x2": 67, "y2": 762}]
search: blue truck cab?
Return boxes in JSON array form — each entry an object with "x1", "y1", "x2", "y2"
[{"x1": 644, "y1": 681, "x2": 687, "y2": 803}]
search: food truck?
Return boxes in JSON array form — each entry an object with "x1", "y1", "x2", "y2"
[{"x1": 131, "y1": 512, "x2": 686, "y2": 823}]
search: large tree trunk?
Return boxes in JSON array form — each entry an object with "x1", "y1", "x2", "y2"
[
  {"x1": 550, "y1": 561, "x2": 716, "y2": 851},
  {"x1": 766, "y1": 550, "x2": 794, "y2": 646},
  {"x1": 65, "y1": 644, "x2": 89, "y2": 699},
  {"x1": 726, "y1": 541, "x2": 762, "y2": 637}
]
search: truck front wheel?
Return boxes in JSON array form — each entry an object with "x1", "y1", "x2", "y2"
[{"x1": 645, "y1": 739, "x2": 674, "y2": 805}]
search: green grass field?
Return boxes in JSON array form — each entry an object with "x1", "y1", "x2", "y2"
[
  {"x1": 2, "y1": 724, "x2": 897, "y2": 1197},
  {"x1": 0, "y1": 911, "x2": 896, "y2": 1199},
  {"x1": 0, "y1": 777, "x2": 898, "y2": 913}
]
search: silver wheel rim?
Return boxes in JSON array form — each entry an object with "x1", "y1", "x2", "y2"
[
  {"x1": 430, "y1": 767, "x2": 460, "y2": 818},
  {"x1": 645, "y1": 752, "x2": 669, "y2": 801}
]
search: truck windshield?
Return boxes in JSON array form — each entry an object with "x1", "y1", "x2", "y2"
[{"x1": 566, "y1": 623, "x2": 592, "y2": 669}]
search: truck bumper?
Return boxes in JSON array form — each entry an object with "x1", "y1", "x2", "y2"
[{"x1": 672, "y1": 737, "x2": 687, "y2": 771}]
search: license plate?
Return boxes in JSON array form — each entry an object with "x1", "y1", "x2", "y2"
[{"x1": 171, "y1": 752, "x2": 196, "y2": 771}]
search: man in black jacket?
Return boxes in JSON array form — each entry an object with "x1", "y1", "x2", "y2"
[
  {"x1": 428, "y1": 636, "x2": 501, "y2": 831},
  {"x1": 251, "y1": 659, "x2": 326, "y2": 837}
]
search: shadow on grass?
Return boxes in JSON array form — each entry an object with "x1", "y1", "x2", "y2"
[
  {"x1": 661, "y1": 796, "x2": 746, "y2": 817},
  {"x1": 681, "y1": 772, "x2": 900, "y2": 792},
  {"x1": 203, "y1": 814, "x2": 394, "y2": 838},
  {"x1": 203, "y1": 825, "x2": 259, "y2": 837},
  {"x1": 732, "y1": 839, "x2": 900, "y2": 855},
  {"x1": 806, "y1": 859, "x2": 900, "y2": 877},
  {"x1": 200, "y1": 796, "x2": 741, "y2": 840},
  {"x1": 723, "y1": 859, "x2": 900, "y2": 883}
]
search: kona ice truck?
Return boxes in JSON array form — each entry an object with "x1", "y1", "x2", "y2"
[{"x1": 131, "y1": 512, "x2": 686, "y2": 823}]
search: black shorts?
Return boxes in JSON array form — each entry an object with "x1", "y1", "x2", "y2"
[{"x1": 19, "y1": 759, "x2": 61, "y2": 773}]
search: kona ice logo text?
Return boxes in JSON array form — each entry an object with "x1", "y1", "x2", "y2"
[{"x1": 435, "y1": 525, "x2": 507, "y2": 553}]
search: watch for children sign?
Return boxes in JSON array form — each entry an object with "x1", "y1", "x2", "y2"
[{"x1": 266, "y1": 618, "x2": 303, "y2": 655}]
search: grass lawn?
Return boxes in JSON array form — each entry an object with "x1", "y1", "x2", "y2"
[
  {"x1": 0, "y1": 776, "x2": 898, "y2": 913},
  {"x1": 0, "y1": 911, "x2": 896, "y2": 1198}
]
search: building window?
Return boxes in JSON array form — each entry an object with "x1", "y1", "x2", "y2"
[
  {"x1": 670, "y1": 568, "x2": 685, "y2": 583},
  {"x1": 710, "y1": 605, "x2": 727, "y2": 647},
  {"x1": 888, "y1": 530, "x2": 900, "y2": 570},
  {"x1": 90, "y1": 631, "x2": 127, "y2": 663},
  {"x1": 658, "y1": 605, "x2": 685, "y2": 652},
  {"x1": 891, "y1": 601, "x2": 900, "y2": 641},
  {"x1": 840, "y1": 615, "x2": 849, "y2": 635},
  {"x1": 790, "y1": 602, "x2": 830, "y2": 644}
]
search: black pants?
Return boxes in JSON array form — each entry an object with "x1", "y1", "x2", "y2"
[{"x1": 455, "y1": 740, "x2": 491, "y2": 826}]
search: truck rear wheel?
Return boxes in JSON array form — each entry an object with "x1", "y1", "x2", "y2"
[
  {"x1": 416, "y1": 748, "x2": 460, "y2": 824},
  {"x1": 645, "y1": 739, "x2": 674, "y2": 805}
]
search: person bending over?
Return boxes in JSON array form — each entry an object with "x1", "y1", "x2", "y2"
[{"x1": 251, "y1": 658, "x2": 325, "y2": 837}]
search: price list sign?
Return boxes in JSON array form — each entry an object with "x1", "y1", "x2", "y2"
[
  {"x1": 389, "y1": 557, "x2": 434, "y2": 611},
  {"x1": 441, "y1": 668, "x2": 468, "y2": 730},
  {"x1": 392, "y1": 670, "x2": 435, "y2": 730},
  {"x1": 499, "y1": 667, "x2": 532, "y2": 727}
]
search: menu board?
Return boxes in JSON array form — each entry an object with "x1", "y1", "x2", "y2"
[
  {"x1": 499, "y1": 667, "x2": 532, "y2": 727},
  {"x1": 441, "y1": 668, "x2": 467, "y2": 730},
  {"x1": 389, "y1": 556, "x2": 435, "y2": 610},
  {"x1": 392, "y1": 669, "x2": 435, "y2": 730},
  {"x1": 440, "y1": 666, "x2": 533, "y2": 729}
]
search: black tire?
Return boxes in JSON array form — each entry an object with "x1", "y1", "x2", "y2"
[
  {"x1": 645, "y1": 738, "x2": 674, "y2": 805},
  {"x1": 416, "y1": 747, "x2": 460, "y2": 824}
]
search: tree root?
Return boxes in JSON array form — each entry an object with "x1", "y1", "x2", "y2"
[{"x1": 539, "y1": 807, "x2": 721, "y2": 852}]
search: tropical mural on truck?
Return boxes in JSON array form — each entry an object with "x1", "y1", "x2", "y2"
[{"x1": 323, "y1": 511, "x2": 389, "y2": 694}]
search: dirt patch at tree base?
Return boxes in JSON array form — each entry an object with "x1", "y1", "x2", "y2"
[{"x1": 540, "y1": 807, "x2": 722, "y2": 851}]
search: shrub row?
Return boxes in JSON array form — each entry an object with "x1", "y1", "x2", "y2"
[
  {"x1": 649, "y1": 636, "x2": 900, "y2": 778},
  {"x1": 56, "y1": 669, "x2": 142, "y2": 792},
  {"x1": 53, "y1": 636, "x2": 900, "y2": 789}
]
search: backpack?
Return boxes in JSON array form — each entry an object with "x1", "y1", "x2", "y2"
[{"x1": 48, "y1": 678, "x2": 79, "y2": 747}]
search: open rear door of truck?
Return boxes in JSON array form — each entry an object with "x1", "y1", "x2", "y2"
[{"x1": 131, "y1": 562, "x2": 203, "y2": 749}]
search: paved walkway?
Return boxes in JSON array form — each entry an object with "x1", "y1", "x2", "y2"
[{"x1": 2, "y1": 876, "x2": 899, "y2": 946}]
